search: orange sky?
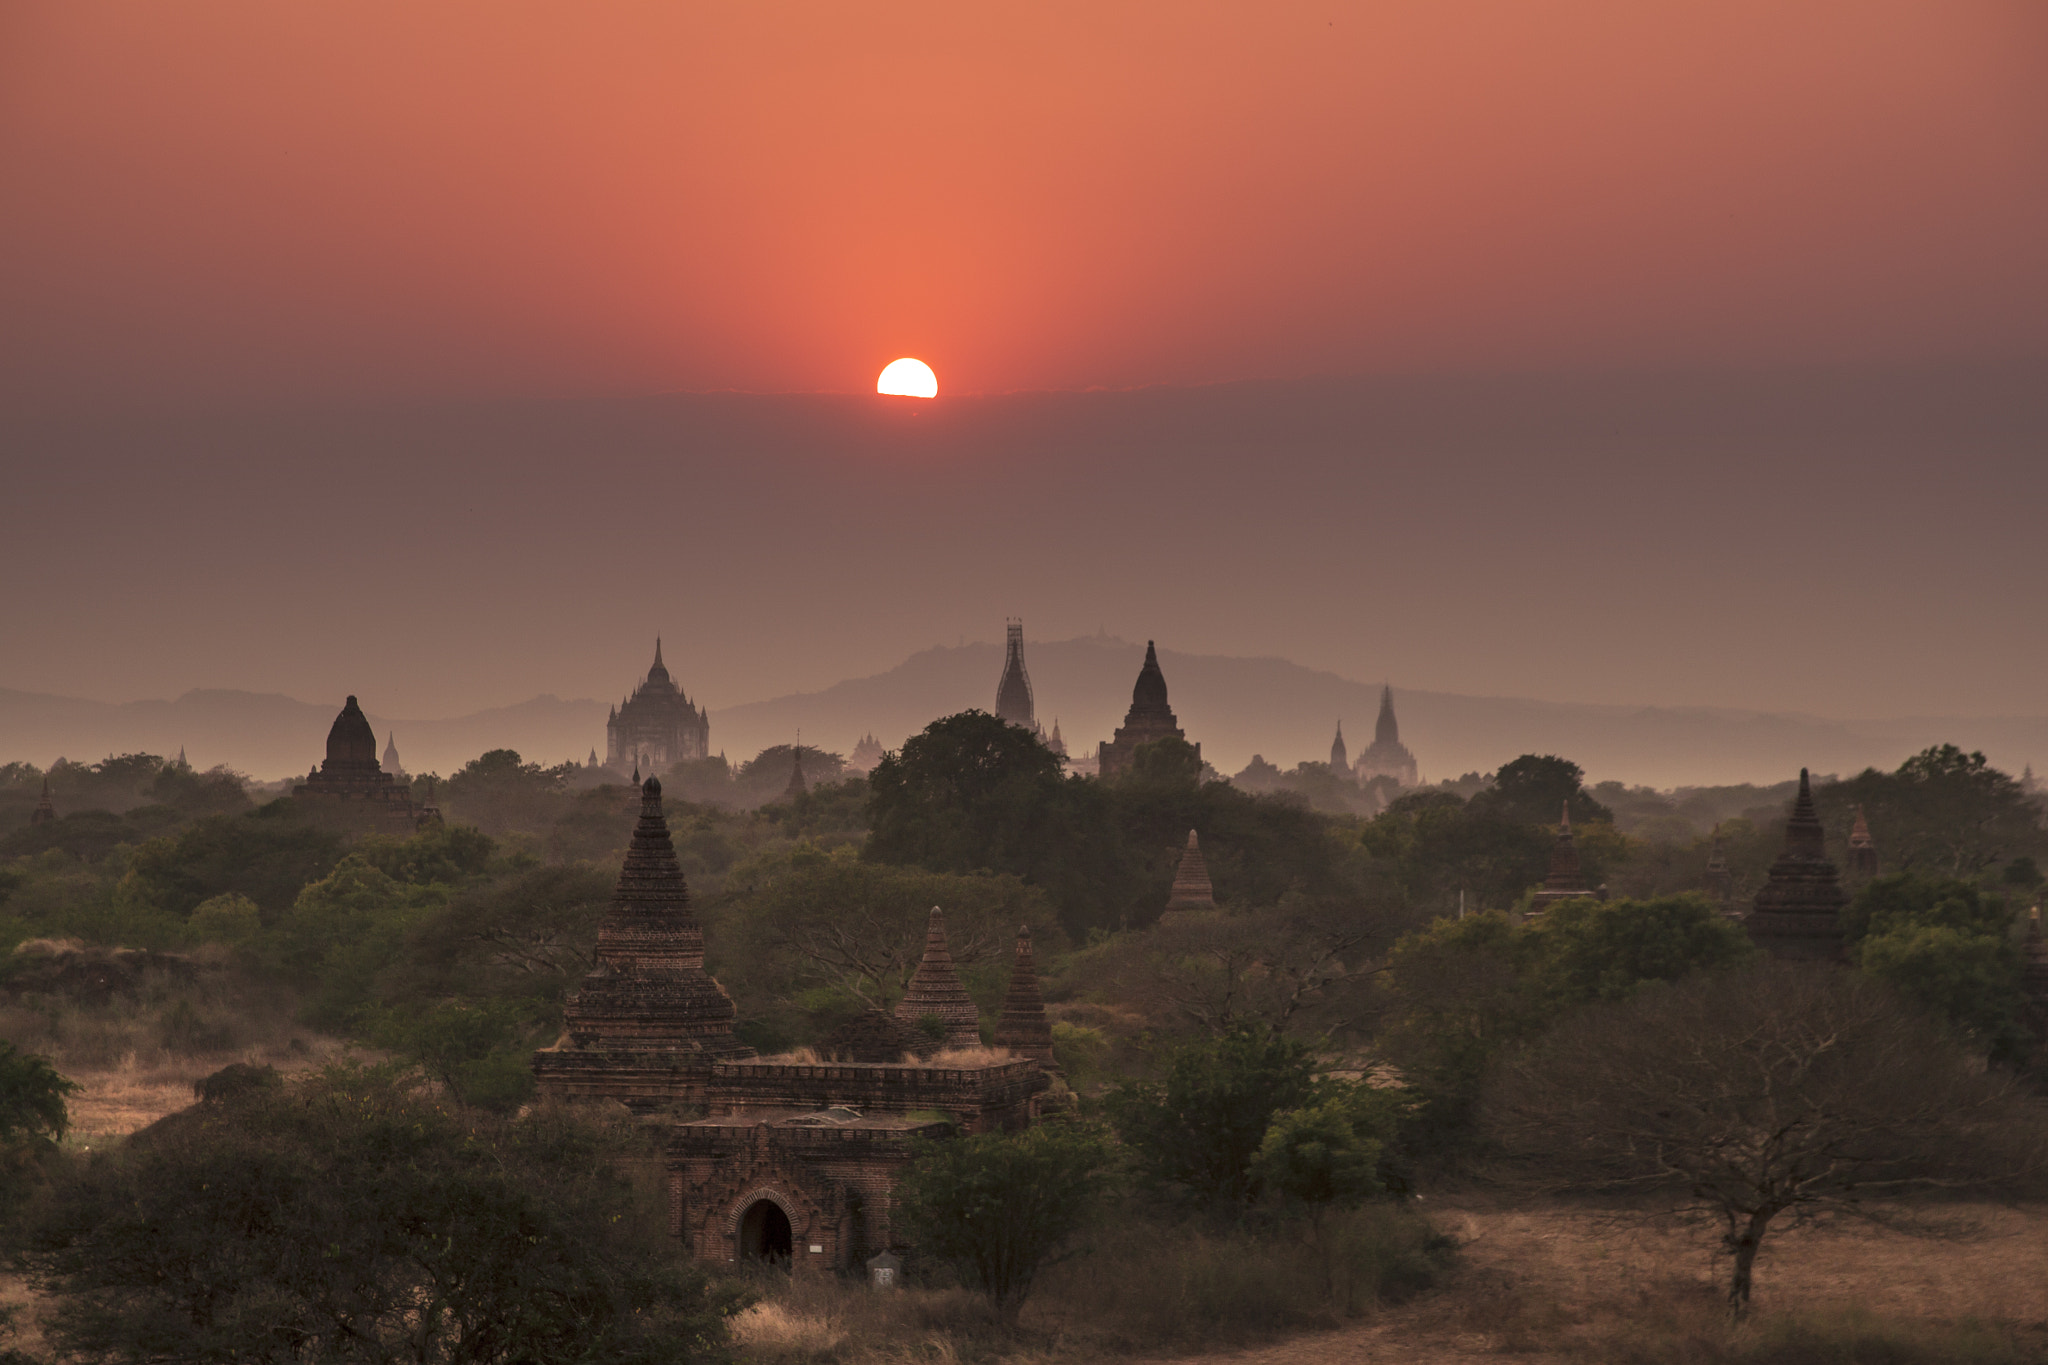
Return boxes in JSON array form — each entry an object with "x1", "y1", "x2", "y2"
[{"x1": 4, "y1": 1, "x2": 2045, "y2": 402}]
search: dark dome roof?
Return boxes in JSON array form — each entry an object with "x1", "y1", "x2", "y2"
[
  {"x1": 325, "y1": 696, "x2": 380, "y2": 770},
  {"x1": 1131, "y1": 641, "x2": 1169, "y2": 712}
]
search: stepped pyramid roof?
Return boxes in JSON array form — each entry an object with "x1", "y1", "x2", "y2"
[
  {"x1": 993, "y1": 925, "x2": 1056, "y2": 1069},
  {"x1": 561, "y1": 777, "x2": 750, "y2": 1055},
  {"x1": 1165, "y1": 829, "x2": 1216, "y2": 912},
  {"x1": 893, "y1": 908, "x2": 982, "y2": 1050},
  {"x1": 1746, "y1": 770, "x2": 1847, "y2": 961}
]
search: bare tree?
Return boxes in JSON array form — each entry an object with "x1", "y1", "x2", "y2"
[{"x1": 1480, "y1": 961, "x2": 2047, "y2": 1313}]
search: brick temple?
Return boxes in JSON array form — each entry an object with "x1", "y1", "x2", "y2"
[
  {"x1": 536, "y1": 777, "x2": 1057, "y2": 1270},
  {"x1": 1353, "y1": 686, "x2": 1419, "y2": 788},
  {"x1": 607, "y1": 639, "x2": 711, "y2": 775},
  {"x1": 1097, "y1": 640, "x2": 1197, "y2": 779},
  {"x1": 1745, "y1": 769, "x2": 1848, "y2": 961},
  {"x1": 292, "y1": 696, "x2": 422, "y2": 833}
]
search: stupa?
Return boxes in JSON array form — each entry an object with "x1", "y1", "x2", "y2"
[
  {"x1": 1159, "y1": 829, "x2": 1217, "y2": 920},
  {"x1": 533, "y1": 776, "x2": 753, "y2": 1110},
  {"x1": 1097, "y1": 641, "x2": 1196, "y2": 779},
  {"x1": 992, "y1": 925, "x2": 1056, "y2": 1071},
  {"x1": 1847, "y1": 806, "x2": 1879, "y2": 879},
  {"x1": 893, "y1": 908, "x2": 983, "y2": 1050},
  {"x1": 994, "y1": 620, "x2": 1038, "y2": 734},
  {"x1": 1527, "y1": 804, "x2": 1597, "y2": 916},
  {"x1": 1745, "y1": 770, "x2": 1847, "y2": 961},
  {"x1": 1353, "y1": 686, "x2": 1419, "y2": 788},
  {"x1": 292, "y1": 697, "x2": 420, "y2": 832},
  {"x1": 29, "y1": 776, "x2": 56, "y2": 827}
]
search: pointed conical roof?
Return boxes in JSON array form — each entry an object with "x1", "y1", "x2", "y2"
[
  {"x1": 561, "y1": 777, "x2": 748, "y2": 1054},
  {"x1": 1330, "y1": 721, "x2": 1348, "y2": 772},
  {"x1": 1848, "y1": 805, "x2": 1874, "y2": 848},
  {"x1": 30, "y1": 775, "x2": 56, "y2": 827},
  {"x1": 1374, "y1": 685, "x2": 1399, "y2": 746},
  {"x1": 894, "y1": 907, "x2": 982, "y2": 1050},
  {"x1": 1747, "y1": 769, "x2": 1846, "y2": 960},
  {"x1": 1131, "y1": 640, "x2": 1170, "y2": 713},
  {"x1": 323, "y1": 696, "x2": 380, "y2": 772},
  {"x1": 648, "y1": 637, "x2": 670, "y2": 685},
  {"x1": 784, "y1": 747, "x2": 808, "y2": 800},
  {"x1": 1530, "y1": 802, "x2": 1595, "y2": 912},
  {"x1": 993, "y1": 924, "x2": 1056, "y2": 1069},
  {"x1": 995, "y1": 619, "x2": 1036, "y2": 729},
  {"x1": 1165, "y1": 829, "x2": 1216, "y2": 912}
]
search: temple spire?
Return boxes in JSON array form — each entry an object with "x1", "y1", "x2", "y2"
[
  {"x1": 1528, "y1": 801, "x2": 1594, "y2": 915},
  {"x1": 784, "y1": 746, "x2": 808, "y2": 801},
  {"x1": 894, "y1": 908, "x2": 982, "y2": 1050},
  {"x1": 1162, "y1": 829, "x2": 1216, "y2": 916},
  {"x1": 30, "y1": 775, "x2": 56, "y2": 827},
  {"x1": 1745, "y1": 768, "x2": 1847, "y2": 960},
  {"x1": 993, "y1": 924, "x2": 1057, "y2": 1071}
]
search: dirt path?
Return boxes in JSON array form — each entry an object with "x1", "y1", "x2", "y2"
[{"x1": 1125, "y1": 1198, "x2": 2048, "y2": 1365}]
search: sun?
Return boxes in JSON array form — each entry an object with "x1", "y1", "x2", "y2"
[{"x1": 877, "y1": 357, "x2": 938, "y2": 398}]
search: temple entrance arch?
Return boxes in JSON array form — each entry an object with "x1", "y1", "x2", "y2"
[{"x1": 738, "y1": 1199, "x2": 793, "y2": 1263}]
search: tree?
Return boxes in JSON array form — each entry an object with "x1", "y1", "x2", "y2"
[
  {"x1": 1472, "y1": 755, "x2": 1612, "y2": 828},
  {"x1": 18, "y1": 1065, "x2": 741, "y2": 1364},
  {"x1": 1107, "y1": 1025, "x2": 1321, "y2": 1206},
  {"x1": 1480, "y1": 962, "x2": 2047, "y2": 1313},
  {"x1": 893, "y1": 1122, "x2": 1115, "y2": 1322},
  {"x1": 1251, "y1": 1084, "x2": 1408, "y2": 1297},
  {"x1": 1818, "y1": 746, "x2": 2045, "y2": 879},
  {"x1": 1, "y1": 1042, "x2": 79, "y2": 1188},
  {"x1": 1359, "y1": 791, "x2": 1552, "y2": 918},
  {"x1": 443, "y1": 749, "x2": 578, "y2": 837},
  {"x1": 1526, "y1": 893, "x2": 1755, "y2": 1006}
]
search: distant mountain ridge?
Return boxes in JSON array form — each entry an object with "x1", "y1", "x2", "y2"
[{"x1": 5, "y1": 637, "x2": 2045, "y2": 789}]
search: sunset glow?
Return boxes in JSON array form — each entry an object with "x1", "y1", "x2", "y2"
[{"x1": 877, "y1": 358, "x2": 938, "y2": 398}]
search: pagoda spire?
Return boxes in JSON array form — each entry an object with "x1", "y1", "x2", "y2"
[
  {"x1": 1746, "y1": 769, "x2": 1847, "y2": 961},
  {"x1": 30, "y1": 775, "x2": 56, "y2": 827},
  {"x1": 1162, "y1": 829, "x2": 1216, "y2": 915},
  {"x1": 894, "y1": 908, "x2": 983, "y2": 1050},
  {"x1": 1528, "y1": 801, "x2": 1594, "y2": 916},
  {"x1": 993, "y1": 924, "x2": 1057, "y2": 1071}
]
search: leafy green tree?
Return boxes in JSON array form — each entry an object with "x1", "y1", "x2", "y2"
[
  {"x1": 1818, "y1": 746, "x2": 2045, "y2": 879},
  {"x1": 1842, "y1": 872, "x2": 2013, "y2": 946},
  {"x1": 368, "y1": 999, "x2": 545, "y2": 1111},
  {"x1": 1472, "y1": 755, "x2": 1612, "y2": 828},
  {"x1": 1859, "y1": 923, "x2": 2027, "y2": 1059},
  {"x1": 267, "y1": 858, "x2": 442, "y2": 1027},
  {"x1": 893, "y1": 1122, "x2": 1115, "y2": 1321},
  {"x1": 866, "y1": 711, "x2": 1070, "y2": 872},
  {"x1": 1107, "y1": 1025, "x2": 1321, "y2": 1206},
  {"x1": 443, "y1": 749, "x2": 579, "y2": 837},
  {"x1": 1528, "y1": 893, "x2": 1755, "y2": 1005},
  {"x1": 17, "y1": 1065, "x2": 741, "y2": 1363},
  {"x1": 1252, "y1": 1084, "x2": 1408, "y2": 1296},
  {"x1": 118, "y1": 809, "x2": 343, "y2": 923},
  {"x1": 1, "y1": 1041, "x2": 79, "y2": 1155},
  {"x1": 1359, "y1": 790, "x2": 1553, "y2": 917}
]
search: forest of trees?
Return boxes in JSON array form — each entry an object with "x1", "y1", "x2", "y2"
[{"x1": 4, "y1": 717, "x2": 2048, "y2": 1353}]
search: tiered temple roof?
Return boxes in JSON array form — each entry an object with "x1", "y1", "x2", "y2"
[
  {"x1": 30, "y1": 776, "x2": 55, "y2": 827},
  {"x1": 558, "y1": 777, "x2": 751, "y2": 1058},
  {"x1": 992, "y1": 925, "x2": 1056, "y2": 1070},
  {"x1": 783, "y1": 748, "x2": 808, "y2": 801},
  {"x1": 382, "y1": 731, "x2": 406, "y2": 781},
  {"x1": 1745, "y1": 770, "x2": 1847, "y2": 961},
  {"x1": 1354, "y1": 686, "x2": 1419, "y2": 787},
  {"x1": 607, "y1": 639, "x2": 711, "y2": 774},
  {"x1": 1528, "y1": 804, "x2": 1596, "y2": 915},
  {"x1": 1098, "y1": 641, "x2": 1196, "y2": 779},
  {"x1": 1330, "y1": 722, "x2": 1349, "y2": 776},
  {"x1": 292, "y1": 696, "x2": 418, "y2": 831},
  {"x1": 893, "y1": 908, "x2": 983, "y2": 1050}
]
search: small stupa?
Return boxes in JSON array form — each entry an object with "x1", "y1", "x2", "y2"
[
  {"x1": 1160, "y1": 829, "x2": 1217, "y2": 920},
  {"x1": 1847, "y1": 805, "x2": 1879, "y2": 878},
  {"x1": 992, "y1": 925, "x2": 1057, "y2": 1072},
  {"x1": 893, "y1": 908, "x2": 983, "y2": 1050},
  {"x1": 29, "y1": 776, "x2": 56, "y2": 827},
  {"x1": 1528, "y1": 804, "x2": 1596, "y2": 917},
  {"x1": 1746, "y1": 770, "x2": 1847, "y2": 961}
]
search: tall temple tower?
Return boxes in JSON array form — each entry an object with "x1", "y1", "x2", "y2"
[
  {"x1": 382, "y1": 731, "x2": 406, "y2": 781},
  {"x1": 606, "y1": 639, "x2": 711, "y2": 774},
  {"x1": 1846, "y1": 806, "x2": 1879, "y2": 880},
  {"x1": 1527, "y1": 804, "x2": 1596, "y2": 917},
  {"x1": 293, "y1": 697, "x2": 420, "y2": 832},
  {"x1": 1329, "y1": 722, "x2": 1349, "y2": 776},
  {"x1": 1354, "y1": 686, "x2": 1419, "y2": 787},
  {"x1": 1097, "y1": 641, "x2": 1196, "y2": 779},
  {"x1": 994, "y1": 620, "x2": 1038, "y2": 734},
  {"x1": 1746, "y1": 770, "x2": 1847, "y2": 961}
]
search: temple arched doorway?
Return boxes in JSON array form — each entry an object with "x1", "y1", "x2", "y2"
[{"x1": 738, "y1": 1199, "x2": 793, "y2": 1264}]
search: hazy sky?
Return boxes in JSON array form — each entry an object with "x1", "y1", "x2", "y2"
[{"x1": 4, "y1": 4, "x2": 2046, "y2": 731}]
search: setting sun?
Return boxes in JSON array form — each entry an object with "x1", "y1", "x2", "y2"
[{"x1": 877, "y1": 358, "x2": 938, "y2": 398}]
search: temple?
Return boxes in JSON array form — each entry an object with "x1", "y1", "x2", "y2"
[
  {"x1": 1526, "y1": 804, "x2": 1596, "y2": 915},
  {"x1": 1846, "y1": 806, "x2": 1879, "y2": 879},
  {"x1": 1046, "y1": 720, "x2": 1068, "y2": 758},
  {"x1": 1097, "y1": 641, "x2": 1197, "y2": 779},
  {"x1": 893, "y1": 908, "x2": 984, "y2": 1050},
  {"x1": 1329, "y1": 722, "x2": 1349, "y2": 777},
  {"x1": 1160, "y1": 829, "x2": 1217, "y2": 919},
  {"x1": 607, "y1": 640, "x2": 711, "y2": 775},
  {"x1": 382, "y1": 732, "x2": 406, "y2": 781},
  {"x1": 1353, "y1": 686, "x2": 1419, "y2": 787},
  {"x1": 1745, "y1": 770, "x2": 1847, "y2": 961},
  {"x1": 535, "y1": 783, "x2": 1059, "y2": 1270},
  {"x1": 292, "y1": 697, "x2": 421, "y2": 832},
  {"x1": 1705, "y1": 823, "x2": 1736, "y2": 915},
  {"x1": 994, "y1": 620, "x2": 1039, "y2": 735},
  {"x1": 847, "y1": 733, "x2": 886, "y2": 776},
  {"x1": 783, "y1": 749, "x2": 809, "y2": 802},
  {"x1": 533, "y1": 777, "x2": 754, "y2": 1112},
  {"x1": 29, "y1": 776, "x2": 56, "y2": 827}
]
